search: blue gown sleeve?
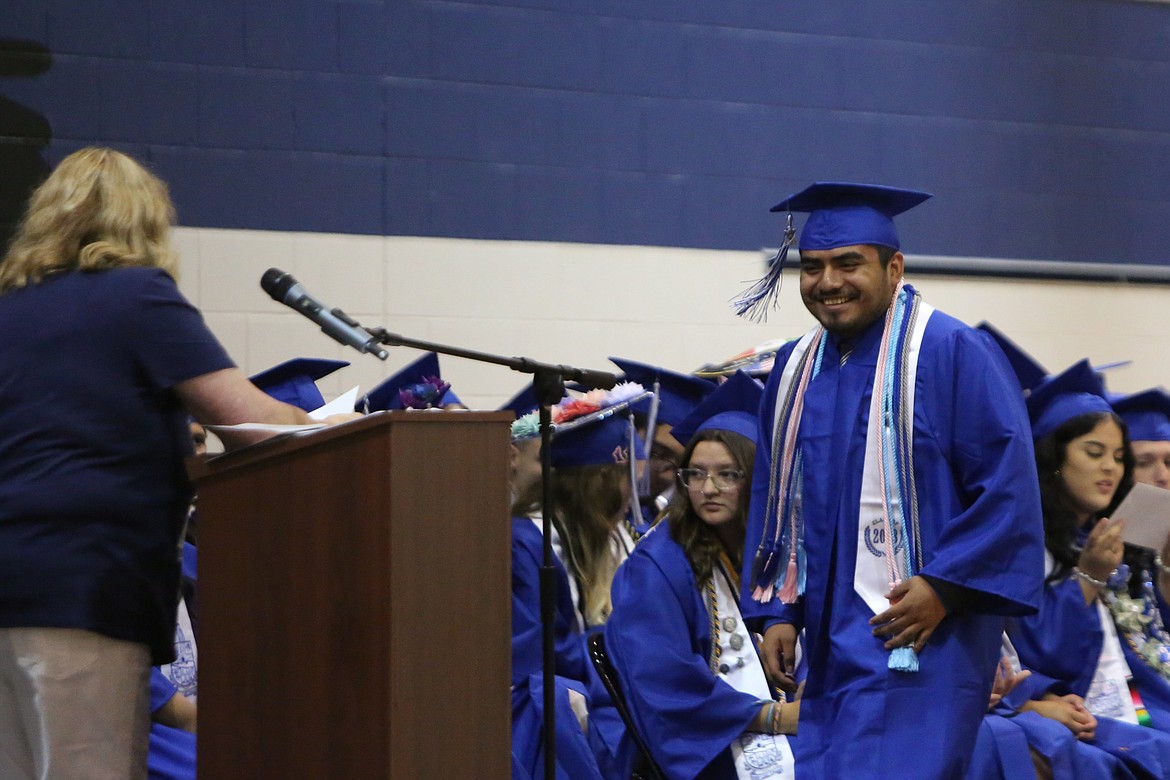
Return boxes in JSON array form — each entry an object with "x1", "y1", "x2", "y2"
[
  {"x1": 150, "y1": 666, "x2": 179, "y2": 714},
  {"x1": 511, "y1": 518, "x2": 589, "y2": 685},
  {"x1": 607, "y1": 538, "x2": 761, "y2": 779},
  {"x1": 915, "y1": 327, "x2": 1045, "y2": 617},
  {"x1": 1008, "y1": 578, "x2": 1102, "y2": 696}
]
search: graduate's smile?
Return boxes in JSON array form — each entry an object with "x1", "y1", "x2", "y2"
[{"x1": 799, "y1": 245, "x2": 903, "y2": 339}]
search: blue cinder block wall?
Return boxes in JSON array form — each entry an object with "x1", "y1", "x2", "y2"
[{"x1": 2, "y1": 1, "x2": 1170, "y2": 266}]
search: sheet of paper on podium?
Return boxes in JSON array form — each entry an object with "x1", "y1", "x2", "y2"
[{"x1": 206, "y1": 386, "x2": 361, "y2": 439}]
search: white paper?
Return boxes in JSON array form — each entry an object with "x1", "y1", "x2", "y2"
[
  {"x1": 309, "y1": 385, "x2": 360, "y2": 420},
  {"x1": 1110, "y1": 482, "x2": 1170, "y2": 551},
  {"x1": 204, "y1": 422, "x2": 325, "y2": 435}
]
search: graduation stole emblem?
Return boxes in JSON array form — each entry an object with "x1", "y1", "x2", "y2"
[{"x1": 749, "y1": 282, "x2": 932, "y2": 672}]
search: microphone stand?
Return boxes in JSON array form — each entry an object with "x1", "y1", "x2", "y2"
[{"x1": 365, "y1": 326, "x2": 615, "y2": 780}]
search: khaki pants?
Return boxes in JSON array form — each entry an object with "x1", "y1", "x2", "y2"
[{"x1": 0, "y1": 627, "x2": 151, "y2": 780}]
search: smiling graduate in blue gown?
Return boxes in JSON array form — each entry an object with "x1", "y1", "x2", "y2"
[{"x1": 737, "y1": 183, "x2": 1045, "y2": 778}]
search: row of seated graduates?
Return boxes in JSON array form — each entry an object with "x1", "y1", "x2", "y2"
[{"x1": 210, "y1": 343, "x2": 1170, "y2": 779}]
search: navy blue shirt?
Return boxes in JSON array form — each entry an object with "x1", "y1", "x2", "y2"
[{"x1": 0, "y1": 267, "x2": 233, "y2": 663}]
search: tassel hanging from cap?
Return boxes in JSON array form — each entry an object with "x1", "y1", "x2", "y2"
[{"x1": 731, "y1": 213, "x2": 795, "y2": 322}]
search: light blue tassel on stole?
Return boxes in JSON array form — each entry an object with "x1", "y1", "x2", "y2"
[{"x1": 888, "y1": 646, "x2": 919, "y2": 673}]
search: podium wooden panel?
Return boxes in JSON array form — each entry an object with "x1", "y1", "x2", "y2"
[{"x1": 190, "y1": 412, "x2": 513, "y2": 779}]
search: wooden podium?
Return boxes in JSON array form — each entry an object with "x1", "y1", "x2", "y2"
[{"x1": 190, "y1": 412, "x2": 513, "y2": 779}]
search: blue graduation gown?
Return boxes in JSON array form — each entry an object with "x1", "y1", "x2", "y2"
[
  {"x1": 743, "y1": 312, "x2": 1045, "y2": 778},
  {"x1": 147, "y1": 669, "x2": 196, "y2": 780},
  {"x1": 512, "y1": 517, "x2": 590, "y2": 686},
  {"x1": 606, "y1": 523, "x2": 767, "y2": 780},
  {"x1": 1008, "y1": 578, "x2": 1102, "y2": 699},
  {"x1": 965, "y1": 712, "x2": 1036, "y2": 780},
  {"x1": 511, "y1": 517, "x2": 631, "y2": 779},
  {"x1": 1010, "y1": 579, "x2": 1170, "y2": 776}
]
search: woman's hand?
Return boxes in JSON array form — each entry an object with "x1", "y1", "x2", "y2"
[
  {"x1": 1079, "y1": 517, "x2": 1124, "y2": 581},
  {"x1": 1076, "y1": 518, "x2": 1125, "y2": 605},
  {"x1": 1020, "y1": 693, "x2": 1097, "y2": 741},
  {"x1": 987, "y1": 656, "x2": 1030, "y2": 710}
]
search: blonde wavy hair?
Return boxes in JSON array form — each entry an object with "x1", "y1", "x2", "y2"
[
  {"x1": 0, "y1": 147, "x2": 178, "y2": 294},
  {"x1": 552, "y1": 462, "x2": 630, "y2": 626}
]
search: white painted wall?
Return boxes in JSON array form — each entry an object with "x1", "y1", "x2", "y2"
[{"x1": 173, "y1": 227, "x2": 1170, "y2": 411}]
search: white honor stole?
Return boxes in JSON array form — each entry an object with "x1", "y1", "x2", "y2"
[
  {"x1": 853, "y1": 303, "x2": 933, "y2": 616},
  {"x1": 1087, "y1": 600, "x2": 1140, "y2": 724},
  {"x1": 712, "y1": 569, "x2": 796, "y2": 780}
]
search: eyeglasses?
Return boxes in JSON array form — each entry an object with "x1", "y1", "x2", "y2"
[{"x1": 677, "y1": 468, "x2": 746, "y2": 492}]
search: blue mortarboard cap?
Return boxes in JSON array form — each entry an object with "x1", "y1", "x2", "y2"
[
  {"x1": 497, "y1": 380, "x2": 566, "y2": 419},
  {"x1": 670, "y1": 370, "x2": 764, "y2": 445},
  {"x1": 1026, "y1": 359, "x2": 1113, "y2": 440},
  {"x1": 608, "y1": 357, "x2": 715, "y2": 427},
  {"x1": 550, "y1": 390, "x2": 651, "y2": 469},
  {"x1": 357, "y1": 351, "x2": 462, "y2": 412},
  {"x1": 1112, "y1": 388, "x2": 1170, "y2": 442},
  {"x1": 975, "y1": 322, "x2": 1048, "y2": 394},
  {"x1": 770, "y1": 182, "x2": 932, "y2": 251},
  {"x1": 249, "y1": 357, "x2": 349, "y2": 412}
]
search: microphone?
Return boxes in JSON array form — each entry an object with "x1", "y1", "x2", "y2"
[{"x1": 260, "y1": 268, "x2": 389, "y2": 360}]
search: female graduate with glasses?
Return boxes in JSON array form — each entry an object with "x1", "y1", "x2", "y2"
[{"x1": 605, "y1": 372, "x2": 799, "y2": 780}]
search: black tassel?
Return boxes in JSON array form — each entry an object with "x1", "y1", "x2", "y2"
[{"x1": 731, "y1": 214, "x2": 795, "y2": 322}]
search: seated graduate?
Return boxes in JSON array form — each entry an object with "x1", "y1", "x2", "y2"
[
  {"x1": 1109, "y1": 388, "x2": 1170, "y2": 612},
  {"x1": 1005, "y1": 360, "x2": 1170, "y2": 777},
  {"x1": 606, "y1": 371, "x2": 798, "y2": 780},
  {"x1": 354, "y1": 351, "x2": 464, "y2": 412},
  {"x1": 147, "y1": 357, "x2": 351, "y2": 780},
  {"x1": 607, "y1": 358, "x2": 716, "y2": 536},
  {"x1": 547, "y1": 384, "x2": 653, "y2": 629},
  {"x1": 510, "y1": 384, "x2": 651, "y2": 780},
  {"x1": 1108, "y1": 388, "x2": 1170, "y2": 730},
  {"x1": 966, "y1": 635, "x2": 1131, "y2": 780}
]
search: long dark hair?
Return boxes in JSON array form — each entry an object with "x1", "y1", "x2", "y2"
[
  {"x1": 662, "y1": 429, "x2": 756, "y2": 586},
  {"x1": 1034, "y1": 411, "x2": 1133, "y2": 583}
]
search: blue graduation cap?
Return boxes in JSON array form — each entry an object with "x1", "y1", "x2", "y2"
[
  {"x1": 771, "y1": 181, "x2": 932, "y2": 252},
  {"x1": 550, "y1": 387, "x2": 652, "y2": 469},
  {"x1": 1026, "y1": 359, "x2": 1113, "y2": 440},
  {"x1": 975, "y1": 322, "x2": 1048, "y2": 394},
  {"x1": 249, "y1": 357, "x2": 349, "y2": 412},
  {"x1": 669, "y1": 370, "x2": 764, "y2": 445},
  {"x1": 357, "y1": 352, "x2": 462, "y2": 412},
  {"x1": 608, "y1": 357, "x2": 715, "y2": 428},
  {"x1": 497, "y1": 380, "x2": 568, "y2": 420},
  {"x1": 976, "y1": 322, "x2": 1130, "y2": 398},
  {"x1": 499, "y1": 382, "x2": 538, "y2": 418},
  {"x1": 734, "y1": 182, "x2": 930, "y2": 321},
  {"x1": 1112, "y1": 388, "x2": 1170, "y2": 443}
]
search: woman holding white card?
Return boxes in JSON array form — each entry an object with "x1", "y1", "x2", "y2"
[{"x1": 1004, "y1": 361, "x2": 1170, "y2": 777}]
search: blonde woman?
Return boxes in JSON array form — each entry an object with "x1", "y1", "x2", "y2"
[{"x1": 0, "y1": 148, "x2": 348, "y2": 779}]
